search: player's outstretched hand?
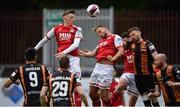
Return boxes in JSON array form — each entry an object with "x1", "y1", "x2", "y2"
[
  {"x1": 107, "y1": 55, "x2": 116, "y2": 62},
  {"x1": 55, "y1": 52, "x2": 65, "y2": 59},
  {"x1": 78, "y1": 50, "x2": 87, "y2": 56},
  {"x1": 166, "y1": 81, "x2": 175, "y2": 86}
]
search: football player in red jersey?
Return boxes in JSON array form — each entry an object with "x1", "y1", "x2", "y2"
[
  {"x1": 111, "y1": 32, "x2": 139, "y2": 107},
  {"x1": 34, "y1": 10, "x2": 82, "y2": 106},
  {"x1": 79, "y1": 25, "x2": 124, "y2": 106}
]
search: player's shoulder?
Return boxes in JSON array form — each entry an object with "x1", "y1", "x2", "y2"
[
  {"x1": 145, "y1": 39, "x2": 152, "y2": 44},
  {"x1": 113, "y1": 34, "x2": 121, "y2": 38},
  {"x1": 72, "y1": 25, "x2": 82, "y2": 31},
  {"x1": 114, "y1": 34, "x2": 120, "y2": 37},
  {"x1": 39, "y1": 64, "x2": 48, "y2": 68},
  {"x1": 113, "y1": 34, "x2": 122, "y2": 41},
  {"x1": 54, "y1": 23, "x2": 63, "y2": 28},
  {"x1": 12, "y1": 66, "x2": 20, "y2": 73}
]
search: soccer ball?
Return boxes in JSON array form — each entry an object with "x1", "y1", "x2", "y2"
[{"x1": 87, "y1": 4, "x2": 100, "y2": 17}]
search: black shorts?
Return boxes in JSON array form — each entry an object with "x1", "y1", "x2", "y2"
[
  {"x1": 53, "y1": 100, "x2": 72, "y2": 106},
  {"x1": 24, "y1": 100, "x2": 41, "y2": 106},
  {"x1": 135, "y1": 75, "x2": 156, "y2": 95}
]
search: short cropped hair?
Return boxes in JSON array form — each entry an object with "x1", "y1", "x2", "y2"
[
  {"x1": 127, "y1": 27, "x2": 140, "y2": 35},
  {"x1": 63, "y1": 10, "x2": 75, "y2": 16},
  {"x1": 121, "y1": 32, "x2": 128, "y2": 38},
  {"x1": 93, "y1": 25, "x2": 107, "y2": 32},
  {"x1": 24, "y1": 47, "x2": 37, "y2": 61},
  {"x1": 59, "y1": 56, "x2": 70, "y2": 69}
]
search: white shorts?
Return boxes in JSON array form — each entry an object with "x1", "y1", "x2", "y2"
[
  {"x1": 89, "y1": 63, "x2": 114, "y2": 89},
  {"x1": 68, "y1": 55, "x2": 81, "y2": 78},
  {"x1": 120, "y1": 72, "x2": 139, "y2": 97}
]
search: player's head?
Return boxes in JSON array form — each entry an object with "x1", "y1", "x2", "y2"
[
  {"x1": 59, "y1": 56, "x2": 70, "y2": 69},
  {"x1": 93, "y1": 25, "x2": 109, "y2": 38},
  {"x1": 128, "y1": 27, "x2": 141, "y2": 42},
  {"x1": 24, "y1": 47, "x2": 37, "y2": 61},
  {"x1": 154, "y1": 53, "x2": 167, "y2": 69},
  {"x1": 121, "y1": 32, "x2": 131, "y2": 42},
  {"x1": 121, "y1": 32, "x2": 132, "y2": 49},
  {"x1": 62, "y1": 10, "x2": 75, "y2": 25}
]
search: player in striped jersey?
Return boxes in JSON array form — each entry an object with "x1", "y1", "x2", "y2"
[
  {"x1": 40, "y1": 56, "x2": 88, "y2": 107},
  {"x1": 3, "y1": 47, "x2": 49, "y2": 106},
  {"x1": 128, "y1": 27, "x2": 160, "y2": 106}
]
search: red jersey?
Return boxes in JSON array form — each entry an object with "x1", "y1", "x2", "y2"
[
  {"x1": 96, "y1": 34, "x2": 123, "y2": 62},
  {"x1": 53, "y1": 24, "x2": 82, "y2": 56},
  {"x1": 123, "y1": 49, "x2": 134, "y2": 73}
]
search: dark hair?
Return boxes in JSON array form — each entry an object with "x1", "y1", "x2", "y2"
[
  {"x1": 127, "y1": 27, "x2": 140, "y2": 35},
  {"x1": 121, "y1": 32, "x2": 128, "y2": 38},
  {"x1": 63, "y1": 10, "x2": 75, "y2": 16},
  {"x1": 59, "y1": 56, "x2": 70, "y2": 69},
  {"x1": 93, "y1": 25, "x2": 107, "y2": 32},
  {"x1": 24, "y1": 47, "x2": 37, "y2": 61}
]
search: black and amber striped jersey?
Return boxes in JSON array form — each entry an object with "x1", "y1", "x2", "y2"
[
  {"x1": 9, "y1": 63, "x2": 49, "y2": 106},
  {"x1": 47, "y1": 70, "x2": 81, "y2": 106},
  {"x1": 154, "y1": 65, "x2": 180, "y2": 105},
  {"x1": 131, "y1": 40, "x2": 156, "y2": 76}
]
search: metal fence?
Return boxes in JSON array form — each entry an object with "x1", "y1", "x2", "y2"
[{"x1": 0, "y1": 9, "x2": 43, "y2": 64}]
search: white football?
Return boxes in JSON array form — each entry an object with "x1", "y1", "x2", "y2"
[{"x1": 87, "y1": 4, "x2": 100, "y2": 17}]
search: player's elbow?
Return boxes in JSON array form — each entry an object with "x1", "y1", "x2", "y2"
[
  {"x1": 3, "y1": 84, "x2": 10, "y2": 88},
  {"x1": 73, "y1": 43, "x2": 80, "y2": 48},
  {"x1": 3, "y1": 80, "x2": 11, "y2": 88}
]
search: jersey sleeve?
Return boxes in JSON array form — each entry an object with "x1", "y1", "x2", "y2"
[
  {"x1": 75, "y1": 27, "x2": 83, "y2": 39},
  {"x1": 147, "y1": 40, "x2": 157, "y2": 54},
  {"x1": 73, "y1": 75, "x2": 81, "y2": 87},
  {"x1": 9, "y1": 68, "x2": 20, "y2": 82},
  {"x1": 173, "y1": 67, "x2": 180, "y2": 80},
  {"x1": 46, "y1": 27, "x2": 55, "y2": 39},
  {"x1": 114, "y1": 35, "x2": 123, "y2": 48}
]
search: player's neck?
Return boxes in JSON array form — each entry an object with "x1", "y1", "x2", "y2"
[
  {"x1": 137, "y1": 37, "x2": 143, "y2": 43},
  {"x1": 26, "y1": 60, "x2": 36, "y2": 64},
  {"x1": 63, "y1": 22, "x2": 73, "y2": 26},
  {"x1": 106, "y1": 31, "x2": 111, "y2": 36},
  {"x1": 59, "y1": 68, "x2": 68, "y2": 72}
]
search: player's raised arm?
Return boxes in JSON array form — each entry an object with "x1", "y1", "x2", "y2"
[
  {"x1": 78, "y1": 47, "x2": 97, "y2": 57},
  {"x1": 34, "y1": 28, "x2": 55, "y2": 50},
  {"x1": 147, "y1": 40, "x2": 158, "y2": 59}
]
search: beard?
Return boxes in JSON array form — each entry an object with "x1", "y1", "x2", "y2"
[
  {"x1": 102, "y1": 33, "x2": 108, "y2": 39},
  {"x1": 154, "y1": 62, "x2": 163, "y2": 69}
]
